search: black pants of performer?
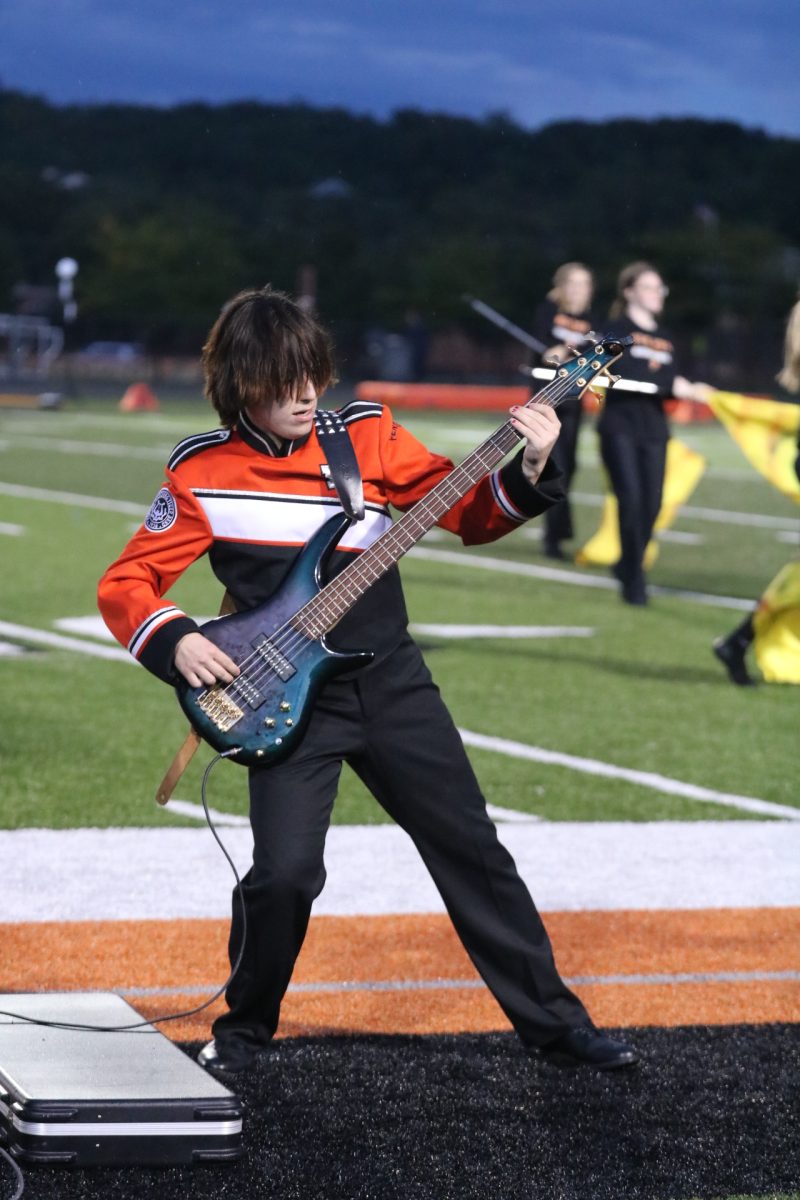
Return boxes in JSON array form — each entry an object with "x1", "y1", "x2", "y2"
[
  {"x1": 543, "y1": 397, "x2": 582, "y2": 547},
  {"x1": 212, "y1": 636, "x2": 590, "y2": 1050},
  {"x1": 598, "y1": 412, "x2": 667, "y2": 596}
]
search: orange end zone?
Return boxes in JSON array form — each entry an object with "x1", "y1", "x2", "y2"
[{"x1": 1, "y1": 909, "x2": 797, "y2": 1042}]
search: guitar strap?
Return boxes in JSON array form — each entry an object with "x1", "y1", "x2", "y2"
[
  {"x1": 155, "y1": 590, "x2": 237, "y2": 806},
  {"x1": 314, "y1": 409, "x2": 365, "y2": 522},
  {"x1": 155, "y1": 407, "x2": 365, "y2": 804}
]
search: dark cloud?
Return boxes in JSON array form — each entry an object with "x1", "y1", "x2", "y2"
[{"x1": 1, "y1": 0, "x2": 797, "y2": 135}]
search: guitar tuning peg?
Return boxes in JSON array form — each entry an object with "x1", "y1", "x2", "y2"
[{"x1": 608, "y1": 373, "x2": 622, "y2": 384}]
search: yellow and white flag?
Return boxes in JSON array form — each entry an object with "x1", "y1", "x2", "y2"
[
  {"x1": 576, "y1": 439, "x2": 706, "y2": 568},
  {"x1": 706, "y1": 390, "x2": 800, "y2": 503},
  {"x1": 753, "y1": 562, "x2": 800, "y2": 684}
]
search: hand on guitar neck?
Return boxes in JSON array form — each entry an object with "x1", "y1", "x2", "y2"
[{"x1": 510, "y1": 401, "x2": 561, "y2": 486}]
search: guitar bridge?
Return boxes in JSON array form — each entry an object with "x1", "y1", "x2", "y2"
[{"x1": 197, "y1": 687, "x2": 245, "y2": 732}]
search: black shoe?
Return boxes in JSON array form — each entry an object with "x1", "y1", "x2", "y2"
[
  {"x1": 543, "y1": 541, "x2": 566, "y2": 561},
  {"x1": 621, "y1": 582, "x2": 648, "y2": 606},
  {"x1": 538, "y1": 1026, "x2": 638, "y2": 1070},
  {"x1": 197, "y1": 1038, "x2": 259, "y2": 1074},
  {"x1": 712, "y1": 637, "x2": 755, "y2": 686}
]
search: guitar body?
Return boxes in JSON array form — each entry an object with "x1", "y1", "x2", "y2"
[{"x1": 175, "y1": 512, "x2": 373, "y2": 767}]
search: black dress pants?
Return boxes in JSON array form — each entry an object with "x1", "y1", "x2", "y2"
[
  {"x1": 212, "y1": 636, "x2": 589, "y2": 1049},
  {"x1": 598, "y1": 413, "x2": 667, "y2": 594},
  {"x1": 543, "y1": 397, "x2": 582, "y2": 546}
]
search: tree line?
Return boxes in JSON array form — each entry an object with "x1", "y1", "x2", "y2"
[{"x1": 1, "y1": 88, "x2": 799, "y2": 385}]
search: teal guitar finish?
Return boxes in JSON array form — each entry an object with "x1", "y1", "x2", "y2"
[
  {"x1": 175, "y1": 511, "x2": 370, "y2": 767},
  {"x1": 174, "y1": 334, "x2": 631, "y2": 767}
]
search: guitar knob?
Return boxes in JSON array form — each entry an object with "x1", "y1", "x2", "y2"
[
  {"x1": 264, "y1": 718, "x2": 276, "y2": 728},
  {"x1": 279, "y1": 701, "x2": 291, "y2": 712},
  {"x1": 284, "y1": 718, "x2": 294, "y2": 727}
]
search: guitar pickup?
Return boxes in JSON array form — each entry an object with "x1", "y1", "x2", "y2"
[
  {"x1": 231, "y1": 675, "x2": 266, "y2": 710},
  {"x1": 252, "y1": 637, "x2": 297, "y2": 682}
]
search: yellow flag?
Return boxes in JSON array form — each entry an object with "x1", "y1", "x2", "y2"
[
  {"x1": 575, "y1": 438, "x2": 706, "y2": 567},
  {"x1": 753, "y1": 561, "x2": 800, "y2": 684},
  {"x1": 707, "y1": 390, "x2": 800, "y2": 502}
]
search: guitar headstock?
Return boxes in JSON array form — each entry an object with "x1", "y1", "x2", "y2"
[{"x1": 535, "y1": 333, "x2": 633, "y2": 403}]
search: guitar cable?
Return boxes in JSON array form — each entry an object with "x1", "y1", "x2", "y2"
[{"x1": 0, "y1": 749, "x2": 249, "y2": 1035}]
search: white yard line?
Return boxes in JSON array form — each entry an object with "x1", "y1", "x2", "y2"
[
  {"x1": 0, "y1": 522, "x2": 24, "y2": 536},
  {"x1": 0, "y1": 481, "x2": 144, "y2": 516},
  {"x1": 0, "y1": 621, "x2": 131, "y2": 662},
  {"x1": 571, "y1": 490, "x2": 797, "y2": 531},
  {"x1": 2, "y1": 822, "x2": 798, "y2": 920},
  {"x1": 5, "y1": 617, "x2": 793, "y2": 821},
  {"x1": 2, "y1": 435, "x2": 170, "y2": 460},
  {"x1": 410, "y1": 546, "x2": 755, "y2": 611},
  {"x1": 459, "y1": 729, "x2": 800, "y2": 821},
  {"x1": 656, "y1": 529, "x2": 704, "y2": 544}
]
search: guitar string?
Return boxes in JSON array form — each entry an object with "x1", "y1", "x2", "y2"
[
  {"x1": 218, "y1": 359, "x2": 608, "y2": 707},
  {"x1": 212, "y1": 353, "x2": 617, "y2": 708},
  {"x1": 215, "y1": 372, "x2": 581, "y2": 703}
]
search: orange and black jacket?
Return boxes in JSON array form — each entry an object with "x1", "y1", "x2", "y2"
[{"x1": 98, "y1": 400, "x2": 563, "y2": 683}]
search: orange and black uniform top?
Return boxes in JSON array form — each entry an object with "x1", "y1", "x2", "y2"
[{"x1": 98, "y1": 399, "x2": 563, "y2": 683}]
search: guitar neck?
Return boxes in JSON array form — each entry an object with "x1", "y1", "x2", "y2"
[{"x1": 291, "y1": 377, "x2": 573, "y2": 640}]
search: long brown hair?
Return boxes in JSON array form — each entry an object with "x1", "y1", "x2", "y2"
[
  {"x1": 609, "y1": 261, "x2": 659, "y2": 319},
  {"x1": 776, "y1": 299, "x2": 800, "y2": 393},
  {"x1": 202, "y1": 286, "x2": 336, "y2": 427}
]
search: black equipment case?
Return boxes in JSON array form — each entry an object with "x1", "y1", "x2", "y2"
[{"x1": 0, "y1": 993, "x2": 242, "y2": 1166}]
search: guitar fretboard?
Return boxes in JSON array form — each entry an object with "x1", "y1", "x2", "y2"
[{"x1": 291, "y1": 344, "x2": 620, "y2": 639}]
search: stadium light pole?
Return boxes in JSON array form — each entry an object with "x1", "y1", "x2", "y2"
[
  {"x1": 55, "y1": 257, "x2": 79, "y2": 396},
  {"x1": 55, "y1": 257, "x2": 79, "y2": 327}
]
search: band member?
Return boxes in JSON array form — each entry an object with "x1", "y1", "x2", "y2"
[
  {"x1": 531, "y1": 263, "x2": 596, "y2": 559},
  {"x1": 98, "y1": 286, "x2": 637, "y2": 1074},
  {"x1": 711, "y1": 298, "x2": 800, "y2": 684},
  {"x1": 603, "y1": 262, "x2": 704, "y2": 605}
]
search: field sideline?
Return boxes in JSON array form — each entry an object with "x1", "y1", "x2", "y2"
[{"x1": 0, "y1": 393, "x2": 798, "y2": 1199}]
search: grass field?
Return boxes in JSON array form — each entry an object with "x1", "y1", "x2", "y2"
[
  {"x1": 1, "y1": 391, "x2": 798, "y2": 828},
  {"x1": 1, "y1": 388, "x2": 798, "y2": 1200}
]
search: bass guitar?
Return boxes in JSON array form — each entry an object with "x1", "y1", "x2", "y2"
[{"x1": 175, "y1": 335, "x2": 630, "y2": 765}]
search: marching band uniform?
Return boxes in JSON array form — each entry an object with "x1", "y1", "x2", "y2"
[
  {"x1": 531, "y1": 298, "x2": 595, "y2": 558},
  {"x1": 99, "y1": 401, "x2": 633, "y2": 1066},
  {"x1": 598, "y1": 315, "x2": 682, "y2": 605}
]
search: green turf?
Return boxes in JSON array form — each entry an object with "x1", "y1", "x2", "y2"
[{"x1": 1, "y1": 397, "x2": 798, "y2": 828}]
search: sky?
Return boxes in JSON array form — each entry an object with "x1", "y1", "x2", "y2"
[{"x1": 0, "y1": 0, "x2": 798, "y2": 138}]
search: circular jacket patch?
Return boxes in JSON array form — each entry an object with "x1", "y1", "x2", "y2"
[{"x1": 144, "y1": 487, "x2": 178, "y2": 532}]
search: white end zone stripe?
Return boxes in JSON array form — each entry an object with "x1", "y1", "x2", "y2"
[
  {"x1": 128, "y1": 606, "x2": 184, "y2": 657},
  {"x1": 193, "y1": 493, "x2": 393, "y2": 550},
  {"x1": 490, "y1": 470, "x2": 526, "y2": 522}
]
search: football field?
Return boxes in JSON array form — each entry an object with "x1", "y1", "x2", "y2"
[{"x1": 0, "y1": 392, "x2": 798, "y2": 1199}]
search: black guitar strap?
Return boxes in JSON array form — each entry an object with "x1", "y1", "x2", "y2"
[{"x1": 314, "y1": 409, "x2": 365, "y2": 521}]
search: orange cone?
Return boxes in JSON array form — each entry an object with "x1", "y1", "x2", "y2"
[{"x1": 119, "y1": 382, "x2": 160, "y2": 412}]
